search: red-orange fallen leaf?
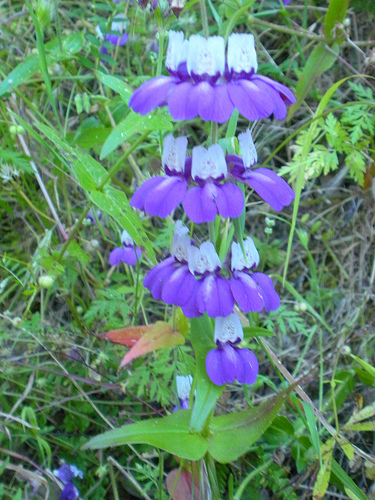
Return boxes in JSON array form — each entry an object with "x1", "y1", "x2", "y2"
[
  {"x1": 119, "y1": 321, "x2": 185, "y2": 369},
  {"x1": 166, "y1": 469, "x2": 204, "y2": 500},
  {"x1": 98, "y1": 325, "x2": 152, "y2": 347}
]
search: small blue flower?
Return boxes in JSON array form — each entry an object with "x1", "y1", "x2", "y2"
[{"x1": 53, "y1": 464, "x2": 83, "y2": 500}]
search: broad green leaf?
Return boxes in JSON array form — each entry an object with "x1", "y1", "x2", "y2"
[
  {"x1": 302, "y1": 402, "x2": 323, "y2": 468},
  {"x1": 119, "y1": 322, "x2": 185, "y2": 368},
  {"x1": 0, "y1": 33, "x2": 84, "y2": 96},
  {"x1": 89, "y1": 185, "x2": 155, "y2": 263},
  {"x1": 324, "y1": 0, "x2": 349, "y2": 40},
  {"x1": 207, "y1": 386, "x2": 293, "y2": 463},
  {"x1": 331, "y1": 459, "x2": 368, "y2": 500},
  {"x1": 35, "y1": 122, "x2": 107, "y2": 190},
  {"x1": 288, "y1": 44, "x2": 340, "y2": 119},
  {"x1": 189, "y1": 315, "x2": 224, "y2": 433},
  {"x1": 82, "y1": 409, "x2": 207, "y2": 461},
  {"x1": 95, "y1": 71, "x2": 133, "y2": 104},
  {"x1": 313, "y1": 438, "x2": 334, "y2": 500},
  {"x1": 100, "y1": 110, "x2": 173, "y2": 159}
]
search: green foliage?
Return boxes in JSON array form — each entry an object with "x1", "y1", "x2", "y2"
[{"x1": 84, "y1": 288, "x2": 129, "y2": 329}]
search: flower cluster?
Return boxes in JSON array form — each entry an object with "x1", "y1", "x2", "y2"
[
  {"x1": 126, "y1": 26, "x2": 296, "y2": 387},
  {"x1": 130, "y1": 129, "x2": 295, "y2": 223},
  {"x1": 129, "y1": 31, "x2": 296, "y2": 123},
  {"x1": 53, "y1": 464, "x2": 83, "y2": 500}
]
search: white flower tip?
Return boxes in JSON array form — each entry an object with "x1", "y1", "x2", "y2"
[
  {"x1": 172, "y1": 223, "x2": 191, "y2": 262},
  {"x1": 187, "y1": 35, "x2": 225, "y2": 77},
  {"x1": 214, "y1": 313, "x2": 243, "y2": 344},
  {"x1": 188, "y1": 241, "x2": 221, "y2": 274},
  {"x1": 231, "y1": 237, "x2": 259, "y2": 271},
  {"x1": 166, "y1": 31, "x2": 188, "y2": 71},
  {"x1": 95, "y1": 25, "x2": 104, "y2": 40},
  {"x1": 176, "y1": 374, "x2": 193, "y2": 400},
  {"x1": 191, "y1": 144, "x2": 227, "y2": 180},
  {"x1": 121, "y1": 229, "x2": 133, "y2": 246},
  {"x1": 227, "y1": 33, "x2": 258, "y2": 75},
  {"x1": 162, "y1": 135, "x2": 187, "y2": 173},
  {"x1": 238, "y1": 129, "x2": 257, "y2": 168}
]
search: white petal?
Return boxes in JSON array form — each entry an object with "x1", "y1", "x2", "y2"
[
  {"x1": 231, "y1": 237, "x2": 259, "y2": 271},
  {"x1": 121, "y1": 229, "x2": 133, "y2": 246},
  {"x1": 172, "y1": 222, "x2": 191, "y2": 262},
  {"x1": 227, "y1": 33, "x2": 258, "y2": 75},
  {"x1": 238, "y1": 129, "x2": 257, "y2": 168},
  {"x1": 187, "y1": 35, "x2": 225, "y2": 77},
  {"x1": 176, "y1": 375, "x2": 193, "y2": 400},
  {"x1": 214, "y1": 313, "x2": 243, "y2": 343},
  {"x1": 166, "y1": 31, "x2": 188, "y2": 72},
  {"x1": 188, "y1": 241, "x2": 220, "y2": 274},
  {"x1": 111, "y1": 20, "x2": 126, "y2": 33},
  {"x1": 191, "y1": 144, "x2": 227, "y2": 180},
  {"x1": 95, "y1": 25, "x2": 104, "y2": 40},
  {"x1": 162, "y1": 135, "x2": 188, "y2": 174}
]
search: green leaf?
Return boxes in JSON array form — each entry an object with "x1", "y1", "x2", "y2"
[
  {"x1": 207, "y1": 386, "x2": 293, "y2": 464},
  {"x1": 89, "y1": 185, "x2": 155, "y2": 263},
  {"x1": 189, "y1": 315, "x2": 224, "y2": 433},
  {"x1": 35, "y1": 122, "x2": 108, "y2": 190},
  {"x1": 95, "y1": 71, "x2": 133, "y2": 104},
  {"x1": 0, "y1": 33, "x2": 84, "y2": 96},
  {"x1": 243, "y1": 326, "x2": 275, "y2": 339},
  {"x1": 324, "y1": 0, "x2": 349, "y2": 40},
  {"x1": 289, "y1": 44, "x2": 340, "y2": 119},
  {"x1": 100, "y1": 110, "x2": 173, "y2": 159},
  {"x1": 331, "y1": 459, "x2": 368, "y2": 500},
  {"x1": 82, "y1": 409, "x2": 207, "y2": 461},
  {"x1": 350, "y1": 354, "x2": 375, "y2": 377},
  {"x1": 302, "y1": 402, "x2": 323, "y2": 468},
  {"x1": 313, "y1": 439, "x2": 334, "y2": 500}
]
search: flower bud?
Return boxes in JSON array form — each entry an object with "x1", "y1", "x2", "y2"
[
  {"x1": 16, "y1": 125, "x2": 25, "y2": 135},
  {"x1": 38, "y1": 275, "x2": 54, "y2": 289},
  {"x1": 9, "y1": 125, "x2": 17, "y2": 136},
  {"x1": 265, "y1": 217, "x2": 276, "y2": 227},
  {"x1": 264, "y1": 227, "x2": 273, "y2": 235},
  {"x1": 341, "y1": 345, "x2": 351, "y2": 356}
]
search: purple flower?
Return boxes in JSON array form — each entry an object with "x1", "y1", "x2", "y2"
[
  {"x1": 183, "y1": 242, "x2": 234, "y2": 318},
  {"x1": 227, "y1": 129, "x2": 295, "y2": 211},
  {"x1": 130, "y1": 135, "x2": 190, "y2": 218},
  {"x1": 109, "y1": 229, "x2": 142, "y2": 266},
  {"x1": 96, "y1": 20, "x2": 128, "y2": 56},
  {"x1": 84, "y1": 208, "x2": 102, "y2": 225},
  {"x1": 230, "y1": 238, "x2": 280, "y2": 312},
  {"x1": 173, "y1": 374, "x2": 193, "y2": 411},
  {"x1": 183, "y1": 144, "x2": 244, "y2": 223},
  {"x1": 206, "y1": 313, "x2": 259, "y2": 386},
  {"x1": 53, "y1": 464, "x2": 83, "y2": 500},
  {"x1": 129, "y1": 31, "x2": 295, "y2": 123}
]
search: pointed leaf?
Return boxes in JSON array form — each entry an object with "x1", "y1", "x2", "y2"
[
  {"x1": 81, "y1": 409, "x2": 208, "y2": 461},
  {"x1": 166, "y1": 469, "x2": 204, "y2": 500},
  {"x1": 331, "y1": 459, "x2": 368, "y2": 500},
  {"x1": 99, "y1": 325, "x2": 146, "y2": 346},
  {"x1": 207, "y1": 386, "x2": 294, "y2": 463},
  {"x1": 95, "y1": 71, "x2": 133, "y2": 104},
  {"x1": 120, "y1": 322, "x2": 185, "y2": 368},
  {"x1": 313, "y1": 438, "x2": 334, "y2": 500},
  {"x1": 189, "y1": 315, "x2": 224, "y2": 433},
  {"x1": 324, "y1": 0, "x2": 349, "y2": 39},
  {"x1": 100, "y1": 110, "x2": 173, "y2": 159}
]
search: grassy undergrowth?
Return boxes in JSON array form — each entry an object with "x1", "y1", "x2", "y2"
[{"x1": 1, "y1": 0, "x2": 375, "y2": 498}]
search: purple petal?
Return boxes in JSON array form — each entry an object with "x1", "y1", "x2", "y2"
[
  {"x1": 221, "y1": 343, "x2": 242, "y2": 383},
  {"x1": 253, "y1": 75, "x2": 296, "y2": 107},
  {"x1": 212, "y1": 84, "x2": 235, "y2": 123},
  {"x1": 215, "y1": 183, "x2": 244, "y2": 219},
  {"x1": 206, "y1": 349, "x2": 227, "y2": 386},
  {"x1": 143, "y1": 257, "x2": 175, "y2": 301},
  {"x1": 181, "y1": 280, "x2": 202, "y2": 318},
  {"x1": 167, "y1": 82, "x2": 197, "y2": 121},
  {"x1": 251, "y1": 273, "x2": 280, "y2": 312},
  {"x1": 231, "y1": 272, "x2": 264, "y2": 312},
  {"x1": 237, "y1": 348, "x2": 259, "y2": 384},
  {"x1": 197, "y1": 275, "x2": 234, "y2": 318},
  {"x1": 106, "y1": 33, "x2": 128, "y2": 46},
  {"x1": 61, "y1": 483, "x2": 79, "y2": 500},
  {"x1": 186, "y1": 82, "x2": 234, "y2": 123},
  {"x1": 227, "y1": 80, "x2": 274, "y2": 121},
  {"x1": 183, "y1": 185, "x2": 217, "y2": 224},
  {"x1": 161, "y1": 265, "x2": 196, "y2": 306},
  {"x1": 242, "y1": 168, "x2": 295, "y2": 211},
  {"x1": 120, "y1": 246, "x2": 141, "y2": 265},
  {"x1": 109, "y1": 247, "x2": 126, "y2": 266},
  {"x1": 129, "y1": 76, "x2": 178, "y2": 115},
  {"x1": 131, "y1": 176, "x2": 187, "y2": 218}
]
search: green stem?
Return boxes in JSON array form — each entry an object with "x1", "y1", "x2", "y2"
[
  {"x1": 210, "y1": 121, "x2": 218, "y2": 145},
  {"x1": 199, "y1": 0, "x2": 209, "y2": 38},
  {"x1": 157, "y1": 30, "x2": 165, "y2": 76},
  {"x1": 234, "y1": 459, "x2": 273, "y2": 500}
]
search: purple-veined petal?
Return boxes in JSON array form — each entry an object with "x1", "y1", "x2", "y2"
[
  {"x1": 237, "y1": 348, "x2": 259, "y2": 384},
  {"x1": 161, "y1": 265, "x2": 197, "y2": 306},
  {"x1": 130, "y1": 177, "x2": 164, "y2": 212},
  {"x1": 61, "y1": 483, "x2": 79, "y2": 500},
  {"x1": 189, "y1": 81, "x2": 216, "y2": 121},
  {"x1": 197, "y1": 275, "x2": 234, "y2": 318},
  {"x1": 253, "y1": 75, "x2": 296, "y2": 106},
  {"x1": 206, "y1": 349, "x2": 227, "y2": 386},
  {"x1": 109, "y1": 247, "x2": 126, "y2": 266},
  {"x1": 183, "y1": 185, "x2": 217, "y2": 224},
  {"x1": 181, "y1": 280, "x2": 202, "y2": 318},
  {"x1": 251, "y1": 272, "x2": 280, "y2": 312},
  {"x1": 129, "y1": 76, "x2": 178, "y2": 115},
  {"x1": 143, "y1": 257, "x2": 175, "y2": 300},
  {"x1": 221, "y1": 343, "x2": 242, "y2": 383},
  {"x1": 168, "y1": 81, "x2": 197, "y2": 120},
  {"x1": 251, "y1": 77, "x2": 288, "y2": 119},
  {"x1": 227, "y1": 80, "x2": 274, "y2": 121},
  {"x1": 215, "y1": 183, "x2": 244, "y2": 219},
  {"x1": 212, "y1": 84, "x2": 235, "y2": 123},
  {"x1": 242, "y1": 168, "x2": 295, "y2": 211},
  {"x1": 231, "y1": 272, "x2": 264, "y2": 312}
]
